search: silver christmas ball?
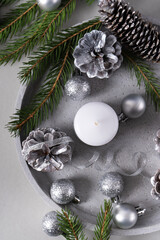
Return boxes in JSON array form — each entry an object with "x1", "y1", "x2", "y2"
[
  {"x1": 42, "y1": 211, "x2": 62, "y2": 236},
  {"x1": 121, "y1": 94, "x2": 146, "y2": 119},
  {"x1": 113, "y1": 203, "x2": 138, "y2": 229},
  {"x1": 37, "y1": 0, "x2": 61, "y2": 11},
  {"x1": 50, "y1": 179, "x2": 76, "y2": 204},
  {"x1": 65, "y1": 76, "x2": 91, "y2": 101},
  {"x1": 99, "y1": 172, "x2": 124, "y2": 198}
]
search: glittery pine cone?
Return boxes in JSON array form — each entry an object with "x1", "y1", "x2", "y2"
[
  {"x1": 73, "y1": 30, "x2": 123, "y2": 79},
  {"x1": 99, "y1": 0, "x2": 160, "y2": 62},
  {"x1": 151, "y1": 170, "x2": 160, "y2": 200},
  {"x1": 154, "y1": 129, "x2": 160, "y2": 153},
  {"x1": 22, "y1": 128, "x2": 73, "y2": 172}
]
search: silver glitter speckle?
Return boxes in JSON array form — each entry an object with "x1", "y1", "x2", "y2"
[
  {"x1": 99, "y1": 172, "x2": 124, "y2": 198},
  {"x1": 50, "y1": 179, "x2": 76, "y2": 204},
  {"x1": 65, "y1": 76, "x2": 91, "y2": 101},
  {"x1": 42, "y1": 211, "x2": 62, "y2": 236}
]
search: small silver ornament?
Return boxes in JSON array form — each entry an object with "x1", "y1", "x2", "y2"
[
  {"x1": 121, "y1": 94, "x2": 146, "y2": 119},
  {"x1": 99, "y1": 172, "x2": 124, "y2": 198},
  {"x1": 42, "y1": 211, "x2": 62, "y2": 236},
  {"x1": 154, "y1": 129, "x2": 160, "y2": 153},
  {"x1": 37, "y1": 0, "x2": 61, "y2": 11},
  {"x1": 50, "y1": 179, "x2": 80, "y2": 205},
  {"x1": 65, "y1": 76, "x2": 91, "y2": 101},
  {"x1": 113, "y1": 203, "x2": 138, "y2": 229}
]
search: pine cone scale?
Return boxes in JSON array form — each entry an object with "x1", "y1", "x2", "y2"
[{"x1": 99, "y1": 0, "x2": 160, "y2": 62}]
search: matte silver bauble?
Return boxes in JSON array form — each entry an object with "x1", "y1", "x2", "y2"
[
  {"x1": 42, "y1": 211, "x2": 62, "y2": 236},
  {"x1": 113, "y1": 203, "x2": 138, "y2": 229},
  {"x1": 121, "y1": 94, "x2": 146, "y2": 119},
  {"x1": 65, "y1": 76, "x2": 91, "y2": 101},
  {"x1": 99, "y1": 172, "x2": 124, "y2": 198},
  {"x1": 50, "y1": 179, "x2": 76, "y2": 204},
  {"x1": 37, "y1": 0, "x2": 61, "y2": 12}
]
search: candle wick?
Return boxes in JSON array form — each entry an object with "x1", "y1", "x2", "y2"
[{"x1": 94, "y1": 122, "x2": 98, "y2": 126}]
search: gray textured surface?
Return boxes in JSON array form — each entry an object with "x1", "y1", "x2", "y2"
[
  {"x1": 1, "y1": 0, "x2": 160, "y2": 240},
  {"x1": 16, "y1": 60, "x2": 160, "y2": 236}
]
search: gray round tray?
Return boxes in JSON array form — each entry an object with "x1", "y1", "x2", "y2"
[{"x1": 15, "y1": 21, "x2": 160, "y2": 236}]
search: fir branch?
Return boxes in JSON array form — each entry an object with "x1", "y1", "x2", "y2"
[
  {"x1": 40, "y1": 0, "x2": 76, "y2": 42},
  {"x1": 0, "y1": 0, "x2": 76, "y2": 64},
  {"x1": 57, "y1": 208, "x2": 87, "y2": 240},
  {"x1": 86, "y1": 0, "x2": 96, "y2": 4},
  {"x1": 7, "y1": 47, "x2": 73, "y2": 136},
  {"x1": 0, "y1": 0, "x2": 20, "y2": 6},
  {"x1": 93, "y1": 200, "x2": 112, "y2": 240},
  {"x1": 0, "y1": 12, "x2": 49, "y2": 64},
  {"x1": 124, "y1": 52, "x2": 160, "y2": 110},
  {"x1": 19, "y1": 18, "x2": 101, "y2": 84},
  {"x1": 0, "y1": 1, "x2": 41, "y2": 43}
]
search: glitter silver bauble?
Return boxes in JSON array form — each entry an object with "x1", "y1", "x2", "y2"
[
  {"x1": 121, "y1": 94, "x2": 146, "y2": 119},
  {"x1": 37, "y1": 0, "x2": 61, "y2": 11},
  {"x1": 65, "y1": 76, "x2": 91, "y2": 101},
  {"x1": 50, "y1": 179, "x2": 76, "y2": 204},
  {"x1": 99, "y1": 172, "x2": 124, "y2": 198},
  {"x1": 42, "y1": 211, "x2": 62, "y2": 236},
  {"x1": 113, "y1": 203, "x2": 138, "y2": 229}
]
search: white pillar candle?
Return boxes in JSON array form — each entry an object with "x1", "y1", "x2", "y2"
[{"x1": 74, "y1": 102, "x2": 119, "y2": 146}]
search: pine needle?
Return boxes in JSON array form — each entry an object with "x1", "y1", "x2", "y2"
[
  {"x1": 0, "y1": 0, "x2": 20, "y2": 6},
  {"x1": 124, "y1": 52, "x2": 160, "y2": 110},
  {"x1": 93, "y1": 200, "x2": 112, "y2": 240},
  {"x1": 57, "y1": 208, "x2": 87, "y2": 240},
  {"x1": 0, "y1": 1, "x2": 41, "y2": 43}
]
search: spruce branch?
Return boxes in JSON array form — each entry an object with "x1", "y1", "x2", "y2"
[
  {"x1": 19, "y1": 18, "x2": 101, "y2": 84},
  {"x1": 86, "y1": 0, "x2": 96, "y2": 4},
  {"x1": 57, "y1": 208, "x2": 87, "y2": 240},
  {"x1": 0, "y1": 1, "x2": 41, "y2": 43},
  {"x1": 0, "y1": 0, "x2": 20, "y2": 6},
  {"x1": 93, "y1": 200, "x2": 112, "y2": 240},
  {"x1": 0, "y1": 0, "x2": 76, "y2": 64},
  {"x1": 124, "y1": 52, "x2": 160, "y2": 110},
  {"x1": 7, "y1": 47, "x2": 73, "y2": 136}
]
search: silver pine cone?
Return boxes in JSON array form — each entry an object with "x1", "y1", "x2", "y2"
[
  {"x1": 99, "y1": 0, "x2": 160, "y2": 62},
  {"x1": 22, "y1": 128, "x2": 73, "y2": 172},
  {"x1": 154, "y1": 129, "x2": 160, "y2": 153},
  {"x1": 151, "y1": 170, "x2": 160, "y2": 200},
  {"x1": 73, "y1": 30, "x2": 123, "y2": 79}
]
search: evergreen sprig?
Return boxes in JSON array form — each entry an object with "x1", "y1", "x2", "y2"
[
  {"x1": 124, "y1": 52, "x2": 160, "y2": 110},
  {"x1": 57, "y1": 200, "x2": 112, "y2": 240},
  {"x1": 7, "y1": 47, "x2": 73, "y2": 136},
  {"x1": 0, "y1": 1, "x2": 41, "y2": 43},
  {"x1": 93, "y1": 200, "x2": 112, "y2": 240},
  {"x1": 57, "y1": 208, "x2": 87, "y2": 240},
  {"x1": 0, "y1": 0, "x2": 76, "y2": 64},
  {"x1": 0, "y1": 0, "x2": 20, "y2": 6},
  {"x1": 7, "y1": 18, "x2": 101, "y2": 136}
]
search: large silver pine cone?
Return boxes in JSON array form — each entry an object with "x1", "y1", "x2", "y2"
[
  {"x1": 22, "y1": 128, "x2": 73, "y2": 172},
  {"x1": 151, "y1": 170, "x2": 160, "y2": 200},
  {"x1": 73, "y1": 30, "x2": 123, "y2": 79}
]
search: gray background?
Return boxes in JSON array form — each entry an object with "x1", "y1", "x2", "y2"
[{"x1": 1, "y1": 0, "x2": 160, "y2": 239}]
